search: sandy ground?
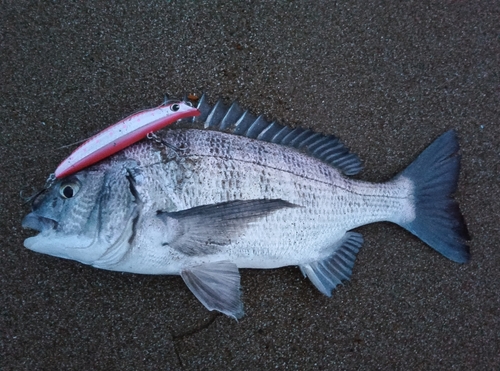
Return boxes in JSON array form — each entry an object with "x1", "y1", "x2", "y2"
[{"x1": 1, "y1": 1, "x2": 499, "y2": 370}]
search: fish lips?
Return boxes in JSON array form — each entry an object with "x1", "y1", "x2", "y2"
[
  {"x1": 22, "y1": 213, "x2": 58, "y2": 233},
  {"x1": 22, "y1": 213, "x2": 99, "y2": 263}
]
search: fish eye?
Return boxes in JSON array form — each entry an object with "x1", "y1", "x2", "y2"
[
  {"x1": 59, "y1": 182, "x2": 80, "y2": 199},
  {"x1": 170, "y1": 104, "x2": 180, "y2": 112}
]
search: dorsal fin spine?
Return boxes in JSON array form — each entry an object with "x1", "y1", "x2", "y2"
[
  {"x1": 272, "y1": 127, "x2": 293, "y2": 143},
  {"x1": 281, "y1": 128, "x2": 305, "y2": 145},
  {"x1": 307, "y1": 137, "x2": 332, "y2": 152},
  {"x1": 256, "y1": 121, "x2": 283, "y2": 141},
  {"x1": 220, "y1": 102, "x2": 244, "y2": 130},
  {"x1": 289, "y1": 130, "x2": 314, "y2": 146},
  {"x1": 246, "y1": 115, "x2": 269, "y2": 138},
  {"x1": 297, "y1": 132, "x2": 322, "y2": 147},
  {"x1": 189, "y1": 94, "x2": 363, "y2": 175}
]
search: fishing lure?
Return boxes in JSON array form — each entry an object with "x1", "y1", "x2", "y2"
[{"x1": 54, "y1": 100, "x2": 200, "y2": 178}]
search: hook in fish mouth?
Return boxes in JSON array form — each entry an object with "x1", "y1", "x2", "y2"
[
  {"x1": 20, "y1": 173, "x2": 55, "y2": 205},
  {"x1": 22, "y1": 213, "x2": 58, "y2": 232},
  {"x1": 20, "y1": 187, "x2": 46, "y2": 205}
]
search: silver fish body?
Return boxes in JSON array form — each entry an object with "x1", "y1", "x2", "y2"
[{"x1": 22, "y1": 96, "x2": 470, "y2": 318}]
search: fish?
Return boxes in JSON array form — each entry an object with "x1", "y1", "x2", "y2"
[
  {"x1": 22, "y1": 94, "x2": 470, "y2": 319},
  {"x1": 55, "y1": 99, "x2": 200, "y2": 178}
]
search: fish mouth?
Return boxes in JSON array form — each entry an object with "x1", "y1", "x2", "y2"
[{"x1": 22, "y1": 213, "x2": 58, "y2": 233}]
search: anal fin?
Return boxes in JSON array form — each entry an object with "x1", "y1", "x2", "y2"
[
  {"x1": 300, "y1": 232, "x2": 364, "y2": 296},
  {"x1": 181, "y1": 261, "x2": 244, "y2": 319}
]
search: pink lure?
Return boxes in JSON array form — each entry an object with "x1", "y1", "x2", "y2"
[{"x1": 55, "y1": 101, "x2": 200, "y2": 178}]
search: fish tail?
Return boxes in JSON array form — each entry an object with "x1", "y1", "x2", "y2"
[{"x1": 396, "y1": 130, "x2": 470, "y2": 263}]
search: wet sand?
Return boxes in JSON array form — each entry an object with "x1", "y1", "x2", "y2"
[{"x1": 1, "y1": 1, "x2": 499, "y2": 369}]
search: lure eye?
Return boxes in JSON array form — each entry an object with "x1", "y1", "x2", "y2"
[
  {"x1": 59, "y1": 182, "x2": 80, "y2": 199},
  {"x1": 170, "y1": 104, "x2": 180, "y2": 112},
  {"x1": 185, "y1": 101, "x2": 193, "y2": 107}
]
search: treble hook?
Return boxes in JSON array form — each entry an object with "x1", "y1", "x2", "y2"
[{"x1": 146, "y1": 132, "x2": 186, "y2": 153}]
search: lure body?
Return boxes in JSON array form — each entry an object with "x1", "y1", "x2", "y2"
[{"x1": 54, "y1": 101, "x2": 200, "y2": 178}]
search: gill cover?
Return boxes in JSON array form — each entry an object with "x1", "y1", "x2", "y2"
[{"x1": 23, "y1": 163, "x2": 141, "y2": 268}]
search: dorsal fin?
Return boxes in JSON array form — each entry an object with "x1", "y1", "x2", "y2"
[{"x1": 188, "y1": 94, "x2": 362, "y2": 175}]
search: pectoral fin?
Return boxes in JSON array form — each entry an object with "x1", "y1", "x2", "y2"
[
  {"x1": 300, "y1": 232, "x2": 364, "y2": 296},
  {"x1": 181, "y1": 261, "x2": 244, "y2": 319},
  {"x1": 157, "y1": 199, "x2": 297, "y2": 256}
]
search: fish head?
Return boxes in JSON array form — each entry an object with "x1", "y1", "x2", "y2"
[{"x1": 22, "y1": 162, "x2": 141, "y2": 268}]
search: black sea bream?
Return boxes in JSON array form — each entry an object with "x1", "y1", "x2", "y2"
[{"x1": 22, "y1": 95, "x2": 470, "y2": 319}]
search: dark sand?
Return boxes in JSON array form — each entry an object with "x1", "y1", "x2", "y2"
[{"x1": 1, "y1": 1, "x2": 499, "y2": 370}]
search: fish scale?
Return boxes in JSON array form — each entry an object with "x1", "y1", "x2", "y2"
[{"x1": 125, "y1": 129, "x2": 412, "y2": 270}]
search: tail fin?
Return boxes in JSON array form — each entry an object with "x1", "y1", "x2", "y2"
[{"x1": 397, "y1": 130, "x2": 470, "y2": 263}]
